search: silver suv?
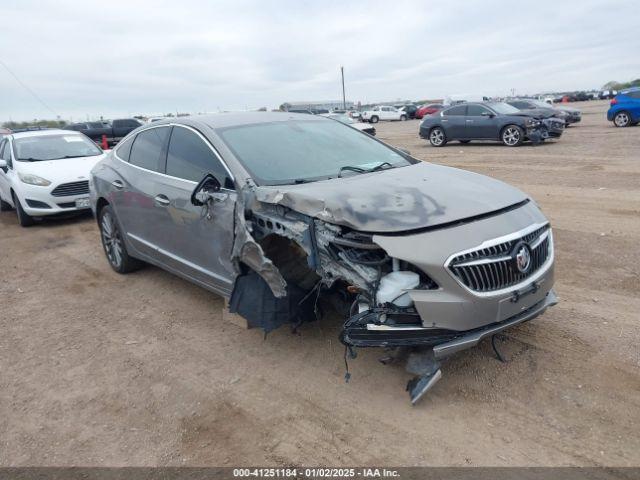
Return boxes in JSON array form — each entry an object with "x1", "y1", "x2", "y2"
[{"x1": 90, "y1": 112, "x2": 556, "y2": 403}]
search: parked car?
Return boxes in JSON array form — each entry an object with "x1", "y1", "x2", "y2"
[
  {"x1": 599, "y1": 90, "x2": 618, "y2": 100},
  {"x1": 89, "y1": 112, "x2": 556, "y2": 403},
  {"x1": 415, "y1": 104, "x2": 444, "y2": 119},
  {"x1": 607, "y1": 87, "x2": 640, "y2": 127},
  {"x1": 287, "y1": 109, "x2": 313, "y2": 115},
  {"x1": 395, "y1": 104, "x2": 418, "y2": 119},
  {"x1": 444, "y1": 94, "x2": 490, "y2": 105},
  {"x1": 507, "y1": 98, "x2": 581, "y2": 125},
  {"x1": 419, "y1": 102, "x2": 564, "y2": 147},
  {"x1": 0, "y1": 128, "x2": 11, "y2": 139},
  {"x1": 321, "y1": 113, "x2": 376, "y2": 136},
  {"x1": 361, "y1": 106, "x2": 407, "y2": 123},
  {"x1": 66, "y1": 118, "x2": 143, "y2": 146},
  {"x1": 0, "y1": 129, "x2": 105, "y2": 226}
]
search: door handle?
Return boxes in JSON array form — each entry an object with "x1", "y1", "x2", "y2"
[
  {"x1": 154, "y1": 194, "x2": 171, "y2": 207},
  {"x1": 111, "y1": 180, "x2": 124, "y2": 189},
  {"x1": 466, "y1": 119, "x2": 474, "y2": 122}
]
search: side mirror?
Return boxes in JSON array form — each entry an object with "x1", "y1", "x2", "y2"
[
  {"x1": 481, "y1": 111, "x2": 495, "y2": 118},
  {"x1": 0, "y1": 159, "x2": 7, "y2": 169},
  {"x1": 191, "y1": 174, "x2": 221, "y2": 206}
]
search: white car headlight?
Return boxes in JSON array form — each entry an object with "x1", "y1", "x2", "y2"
[{"x1": 18, "y1": 172, "x2": 52, "y2": 186}]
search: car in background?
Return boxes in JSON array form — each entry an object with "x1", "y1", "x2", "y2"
[
  {"x1": 507, "y1": 98, "x2": 581, "y2": 125},
  {"x1": 347, "y1": 110, "x2": 363, "y2": 121},
  {"x1": 0, "y1": 129, "x2": 106, "y2": 226},
  {"x1": 419, "y1": 102, "x2": 563, "y2": 147},
  {"x1": 395, "y1": 104, "x2": 418, "y2": 119},
  {"x1": 361, "y1": 106, "x2": 407, "y2": 123},
  {"x1": 599, "y1": 90, "x2": 618, "y2": 100},
  {"x1": 66, "y1": 118, "x2": 143, "y2": 146},
  {"x1": 607, "y1": 87, "x2": 640, "y2": 127},
  {"x1": 0, "y1": 128, "x2": 11, "y2": 139},
  {"x1": 415, "y1": 104, "x2": 444, "y2": 119},
  {"x1": 287, "y1": 109, "x2": 314, "y2": 115},
  {"x1": 321, "y1": 113, "x2": 376, "y2": 136}
]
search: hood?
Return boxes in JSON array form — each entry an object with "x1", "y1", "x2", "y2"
[
  {"x1": 15, "y1": 154, "x2": 105, "y2": 185},
  {"x1": 254, "y1": 162, "x2": 528, "y2": 233},
  {"x1": 511, "y1": 108, "x2": 556, "y2": 119}
]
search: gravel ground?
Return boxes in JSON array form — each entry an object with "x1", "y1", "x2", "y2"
[{"x1": 1, "y1": 100, "x2": 639, "y2": 466}]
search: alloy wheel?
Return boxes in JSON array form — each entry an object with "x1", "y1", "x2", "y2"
[
  {"x1": 101, "y1": 212, "x2": 123, "y2": 269},
  {"x1": 614, "y1": 112, "x2": 630, "y2": 127},
  {"x1": 503, "y1": 127, "x2": 521, "y2": 146},
  {"x1": 430, "y1": 128, "x2": 444, "y2": 146}
]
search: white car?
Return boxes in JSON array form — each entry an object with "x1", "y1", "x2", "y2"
[
  {"x1": 360, "y1": 106, "x2": 407, "y2": 123},
  {"x1": 0, "y1": 129, "x2": 106, "y2": 226}
]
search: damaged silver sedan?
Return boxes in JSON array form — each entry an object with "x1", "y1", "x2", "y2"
[{"x1": 89, "y1": 112, "x2": 557, "y2": 404}]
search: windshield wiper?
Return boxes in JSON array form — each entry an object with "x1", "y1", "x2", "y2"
[
  {"x1": 338, "y1": 165, "x2": 367, "y2": 177},
  {"x1": 338, "y1": 162, "x2": 395, "y2": 178},
  {"x1": 19, "y1": 157, "x2": 46, "y2": 162}
]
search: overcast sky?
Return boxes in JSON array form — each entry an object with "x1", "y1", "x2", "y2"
[{"x1": 1, "y1": 0, "x2": 638, "y2": 121}]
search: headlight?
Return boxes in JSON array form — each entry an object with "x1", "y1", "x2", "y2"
[
  {"x1": 525, "y1": 118, "x2": 541, "y2": 128},
  {"x1": 18, "y1": 172, "x2": 52, "y2": 186}
]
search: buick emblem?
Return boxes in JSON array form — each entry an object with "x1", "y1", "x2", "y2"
[{"x1": 511, "y1": 241, "x2": 532, "y2": 274}]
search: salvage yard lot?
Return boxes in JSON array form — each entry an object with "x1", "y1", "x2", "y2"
[{"x1": 1, "y1": 100, "x2": 639, "y2": 466}]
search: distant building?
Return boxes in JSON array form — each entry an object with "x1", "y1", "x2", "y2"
[{"x1": 282, "y1": 100, "x2": 354, "y2": 111}]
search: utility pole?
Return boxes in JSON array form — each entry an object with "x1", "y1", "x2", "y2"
[{"x1": 341, "y1": 66, "x2": 346, "y2": 109}]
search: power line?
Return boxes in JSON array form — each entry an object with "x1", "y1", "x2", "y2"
[{"x1": 0, "y1": 58, "x2": 57, "y2": 116}]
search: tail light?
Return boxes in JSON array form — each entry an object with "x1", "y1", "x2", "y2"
[{"x1": 610, "y1": 98, "x2": 618, "y2": 106}]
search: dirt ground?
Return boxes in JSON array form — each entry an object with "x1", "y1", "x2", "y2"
[{"x1": 1, "y1": 100, "x2": 639, "y2": 467}]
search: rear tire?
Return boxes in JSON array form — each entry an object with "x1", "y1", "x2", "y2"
[
  {"x1": 98, "y1": 205, "x2": 143, "y2": 274},
  {"x1": 12, "y1": 192, "x2": 35, "y2": 227},
  {"x1": 429, "y1": 127, "x2": 447, "y2": 147},
  {"x1": 370, "y1": 116, "x2": 379, "y2": 124},
  {"x1": 501, "y1": 125, "x2": 524, "y2": 146},
  {"x1": 613, "y1": 111, "x2": 631, "y2": 127}
]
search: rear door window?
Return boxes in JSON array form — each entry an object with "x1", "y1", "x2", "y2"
[
  {"x1": 128, "y1": 127, "x2": 170, "y2": 172},
  {"x1": 166, "y1": 126, "x2": 233, "y2": 188},
  {"x1": 115, "y1": 135, "x2": 135, "y2": 162},
  {"x1": 443, "y1": 105, "x2": 467, "y2": 116}
]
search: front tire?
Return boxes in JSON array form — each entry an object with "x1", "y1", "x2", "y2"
[
  {"x1": 429, "y1": 127, "x2": 447, "y2": 147},
  {"x1": 400, "y1": 115, "x2": 407, "y2": 121},
  {"x1": 501, "y1": 125, "x2": 524, "y2": 146},
  {"x1": 613, "y1": 111, "x2": 631, "y2": 127},
  {"x1": 370, "y1": 116, "x2": 379, "y2": 124},
  {"x1": 98, "y1": 205, "x2": 143, "y2": 274},
  {"x1": 12, "y1": 192, "x2": 35, "y2": 227}
]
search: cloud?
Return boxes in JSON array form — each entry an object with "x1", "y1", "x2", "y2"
[{"x1": 1, "y1": 0, "x2": 639, "y2": 121}]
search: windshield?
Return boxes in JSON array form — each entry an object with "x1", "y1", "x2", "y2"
[
  {"x1": 218, "y1": 119, "x2": 412, "y2": 185},
  {"x1": 488, "y1": 102, "x2": 521, "y2": 115},
  {"x1": 14, "y1": 134, "x2": 102, "y2": 161}
]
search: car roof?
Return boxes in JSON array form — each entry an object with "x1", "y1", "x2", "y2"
[
  {"x1": 9, "y1": 129, "x2": 82, "y2": 139},
  {"x1": 621, "y1": 86, "x2": 640, "y2": 94},
  {"x1": 148, "y1": 111, "x2": 328, "y2": 130}
]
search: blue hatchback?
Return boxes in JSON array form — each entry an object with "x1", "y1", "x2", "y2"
[{"x1": 607, "y1": 87, "x2": 640, "y2": 127}]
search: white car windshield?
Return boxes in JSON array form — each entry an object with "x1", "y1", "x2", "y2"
[
  {"x1": 14, "y1": 134, "x2": 102, "y2": 161},
  {"x1": 218, "y1": 119, "x2": 412, "y2": 185}
]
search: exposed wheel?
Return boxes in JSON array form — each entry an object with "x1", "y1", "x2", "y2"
[
  {"x1": 400, "y1": 115, "x2": 407, "y2": 121},
  {"x1": 370, "y1": 116, "x2": 379, "y2": 124},
  {"x1": 459, "y1": 140, "x2": 470, "y2": 144},
  {"x1": 429, "y1": 127, "x2": 447, "y2": 147},
  {"x1": 501, "y1": 125, "x2": 524, "y2": 146},
  {"x1": 98, "y1": 205, "x2": 143, "y2": 274},
  {"x1": 12, "y1": 192, "x2": 35, "y2": 227},
  {"x1": 614, "y1": 111, "x2": 631, "y2": 127},
  {"x1": 0, "y1": 195, "x2": 12, "y2": 212}
]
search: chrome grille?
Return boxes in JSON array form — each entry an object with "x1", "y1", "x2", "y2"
[
  {"x1": 448, "y1": 224, "x2": 551, "y2": 293},
  {"x1": 51, "y1": 180, "x2": 89, "y2": 197}
]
